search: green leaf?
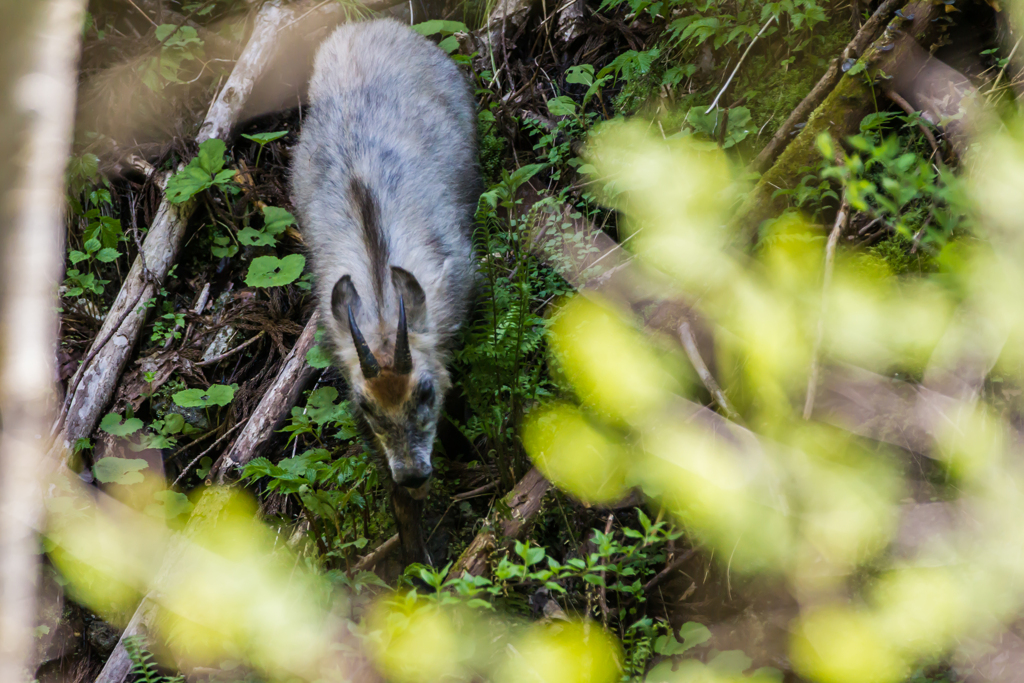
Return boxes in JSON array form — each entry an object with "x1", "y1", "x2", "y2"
[
  {"x1": 411, "y1": 19, "x2": 468, "y2": 36},
  {"x1": 438, "y1": 35, "x2": 459, "y2": 53},
  {"x1": 69, "y1": 251, "x2": 89, "y2": 264},
  {"x1": 172, "y1": 383, "x2": 236, "y2": 408},
  {"x1": 99, "y1": 412, "x2": 144, "y2": 437},
  {"x1": 84, "y1": 238, "x2": 101, "y2": 253},
  {"x1": 305, "y1": 387, "x2": 345, "y2": 424},
  {"x1": 238, "y1": 227, "x2": 276, "y2": 247},
  {"x1": 708, "y1": 650, "x2": 752, "y2": 675},
  {"x1": 197, "y1": 138, "x2": 226, "y2": 175},
  {"x1": 262, "y1": 206, "x2": 296, "y2": 235},
  {"x1": 93, "y1": 457, "x2": 148, "y2": 485},
  {"x1": 244, "y1": 254, "x2": 305, "y2": 288},
  {"x1": 546, "y1": 95, "x2": 577, "y2": 117},
  {"x1": 241, "y1": 131, "x2": 288, "y2": 145},
  {"x1": 306, "y1": 345, "x2": 332, "y2": 369},
  {"x1": 525, "y1": 546, "x2": 546, "y2": 566},
  {"x1": 165, "y1": 164, "x2": 214, "y2": 204},
  {"x1": 161, "y1": 413, "x2": 185, "y2": 435},
  {"x1": 95, "y1": 248, "x2": 120, "y2": 263},
  {"x1": 145, "y1": 490, "x2": 195, "y2": 520},
  {"x1": 565, "y1": 64, "x2": 594, "y2": 86}
]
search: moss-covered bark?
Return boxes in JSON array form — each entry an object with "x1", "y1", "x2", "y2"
[{"x1": 729, "y1": 0, "x2": 946, "y2": 245}]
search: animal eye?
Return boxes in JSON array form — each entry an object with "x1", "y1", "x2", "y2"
[{"x1": 417, "y1": 382, "x2": 435, "y2": 406}]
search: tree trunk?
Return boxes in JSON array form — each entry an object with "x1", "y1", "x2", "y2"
[{"x1": 0, "y1": 0, "x2": 86, "y2": 677}]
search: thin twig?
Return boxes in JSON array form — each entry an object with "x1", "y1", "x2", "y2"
[
  {"x1": 125, "y1": 0, "x2": 160, "y2": 28},
  {"x1": 678, "y1": 320, "x2": 741, "y2": 422},
  {"x1": 172, "y1": 419, "x2": 247, "y2": 487},
  {"x1": 803, "y1": 193, "x2": 850, "y2": 420},
  {"x1": 352, "y1": 534, "x2": 400, "y2": 573},
  {"x1": 453, "y1": 481, "x2": 498, "y2": 501},
  {"x1": 885, "y1": 89, "x2": 940, "y2": 160},
  {"x1": 197, "y1": 330, "x2": 265, "y2": 366},
  {"x1": 985, "y1": 35, "x2": 1024, "y2": 96},
  {"x1": 705, "y1": 15, "x2": 775, "y2": 114}
]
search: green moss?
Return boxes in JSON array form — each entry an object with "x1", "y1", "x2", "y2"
[
  {"x1": 863, "y1": 232, "x2": 935, "y2": 277},
  {"x1": 736, "y1": 22, "x2": 855, "y2": 145}
]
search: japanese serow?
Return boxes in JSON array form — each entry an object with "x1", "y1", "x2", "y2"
[{"x1": 291, "y1": 19, "x2": 479, "y2": 498}]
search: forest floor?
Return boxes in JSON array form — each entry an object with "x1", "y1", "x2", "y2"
[{"x1": 38, "y1": 0, "x2": 1024, "y2": 681}]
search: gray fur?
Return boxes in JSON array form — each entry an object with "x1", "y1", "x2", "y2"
[{"x1": 291, "y1": 19, "x2": 479, "y2": 489}]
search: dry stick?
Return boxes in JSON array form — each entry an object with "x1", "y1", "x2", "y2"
[
  {"x1": 450, "y1": 467, "x2": 551, "y2": 578},
  {"x1": 352, "y1": 534, "x2": 401, "y2": 573},
  {"x1": 678, "y1": 320, "x2": 741, "y2": 422},
  {"x1": 705, "y1": 15, "x2": 775, "y2": 114},
  {"x1": 750, "y1": 0, "x2": 904, "y2": 174},
  {"x1": 95, "y1": 314, "x2": 316, "y2": 683},
  {"x1": 53, "y1": 0, "x2": 308, "y2": 463},
  {"x1": 0, "y1": 0, "x2": 86, "y2": 677},
  {"x1": 885, "y1": 88, "x2": 940, "y2": 159},
  {"x1": 803, "y1": 194, "x2": 850, "y2": 420},
  {"x1": 211, "y1": 311, "x2": 320, "y2": 481},
  {"x1": 125, "y1": 0, "x2": 160, "y2": 28},
  {"x1": 453, "y1": 481, "x2": 498, "y2": 501},
  {"x1": 172, "y1": 419, "x2": 247, "y2": 488},
  {"x1": 196, "y1": 330, "x2": 265, "y2": 366},
  {"x1": 91, "y1": 3, "x2": 335, "y2": 678}
]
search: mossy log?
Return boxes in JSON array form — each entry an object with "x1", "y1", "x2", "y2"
[{"x1": 730, "y1": 0, "x2": 945, "y2": 245}]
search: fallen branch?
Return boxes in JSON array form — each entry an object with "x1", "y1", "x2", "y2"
[
  {"x1": 53, "y1": 0, "x2": 326, "y2": 463},
  {"x1": 211, "y1": 311, "x2": 319, "y2": 482},
  {"x1": 750, "y1": 0, "x2": 903, "y2": 173},
  {"x1": 731, "y1": 0, "x2": 947, "y2": 243},
  {"x1": 451, "y1": 467, "x2": 551, "y2": 578}
]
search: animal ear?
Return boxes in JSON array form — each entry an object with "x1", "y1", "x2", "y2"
[
  {"x1": 391, "y1": 266, "x2": 427, "y2": 332},
  {"x1": 331, "y1": 275, "x2": 361, "y2": 326}
]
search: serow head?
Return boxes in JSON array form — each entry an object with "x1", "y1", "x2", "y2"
[{"x1": 331, "y1": 267, "x2": 441, "y2": 495}]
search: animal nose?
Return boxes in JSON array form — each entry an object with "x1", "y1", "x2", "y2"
[{"x1": 396, "y1": 468, "x2": 432, "y2": 489}]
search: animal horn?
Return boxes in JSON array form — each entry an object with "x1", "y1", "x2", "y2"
[
  {"x1": 348, "y1": 305, "x2": 381, "y2": 378},
  {"x1": 394, "y1": 295, "x2": 412, "y2": 375}
]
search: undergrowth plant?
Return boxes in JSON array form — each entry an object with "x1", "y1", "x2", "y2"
[
  {"x1": 242, "y1": 386, "x2": 388, "y2": 566},
  {"x1": 124, "y1": 635, "x2": 184, "y2": 683},
  {"x1": 451, "y1": 164, "x2": 571, "y2": 488}
]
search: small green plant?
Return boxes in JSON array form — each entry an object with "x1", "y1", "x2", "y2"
[
  {"x1": 150, "y1": 311, "x2": 185, "y2": 344},
  {"x1": 243, "y1": 447, "x2": 377, "y2": 562},
  {"x1": 241, "y1": 131, "x2": 288, "y2": 167},
  {"x1": 453, "y1": 165, "x2": 569, "y2": 487},
  {"x1": 817, "y1": 112, "x2": 969, "y2": 249},
  {"x1": 411, "y1": 19, "x2": 468, "y2": 54},
  {"x1": 238, "y1": 206, "x2": 295, "y2": 247},
  {"x1": 63, "y1": 269, "x2": 108, "y2": 298},
  {"x1": 124, "y1": 635, "x2": 185, "y2": 683},
  {"x1": 165, "y1": 139, "x2": 237, "y2": 204},
  {"x1": 242, "y1": 385, "x2": 379, "y2": 563}
]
